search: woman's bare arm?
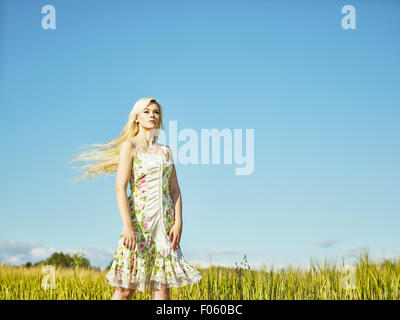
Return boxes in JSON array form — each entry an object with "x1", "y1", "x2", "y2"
[
  {"x1": 167, "y1": 146, "x2": 182, "y2": 226},
  {"x1": 115, "y1": 140, "x2": 136, "y2": 229}
]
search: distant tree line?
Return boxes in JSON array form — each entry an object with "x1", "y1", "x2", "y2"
[{"x1": 20, "y1": 252, "x2": 102, "y2": 271}]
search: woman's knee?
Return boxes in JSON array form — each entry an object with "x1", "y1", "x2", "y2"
[
  {"x1": 116, "y1": 286, "x2": 134, "y2": 297},
  {"x1": 152, "y1": 288, "x2": 169, "y2": 299}
]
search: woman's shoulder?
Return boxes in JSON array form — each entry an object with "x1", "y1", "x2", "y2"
[
  {"x1": 128, "y1": 137, "x2": 142, "y2": 150},
  {"x1": 158, "y1": 143, "x2": 171, "y2": 152},
  {"x1": 159, "y1": 144, "x2": 173, "y2": 162},
  {"x1": 122, "y1": 138, "x2": 138, "y2": 157},
  {"x1": 158, "y1": 143, "x2": 169, "y2": 149},
  {"x1": 127, "y1": 137, "x2": 137, "y2": 145}
]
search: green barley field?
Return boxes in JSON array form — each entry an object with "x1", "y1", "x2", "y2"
[{"x1": 1, "y1": 252, "x2": 399, "y2": 300}]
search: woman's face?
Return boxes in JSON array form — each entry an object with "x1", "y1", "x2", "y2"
[{"x1": 137, "y1": 102, "x2": 160, "y2": 129}]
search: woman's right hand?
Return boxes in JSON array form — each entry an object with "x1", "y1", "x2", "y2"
[{"x1": 122, "y1": 223, "x2": 136, "y2": 251}]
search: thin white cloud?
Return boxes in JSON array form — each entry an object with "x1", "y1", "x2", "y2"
[
  {"x1": 316, "y1": 238, "x2": 342, "y2": 248},
  {"x1": 0, "y1": 240, "x2": 41, "y2": 255},
  {"x1": 30, "y1": 247, "x2": 57, "y2": 259},
  {"x1": 0, "y1": 240, "x2": 41, "y2": 264},
  {"x1": 203, "y1": 248, "x2": 241, "y2": 255},
  {"x1": 185, "y1": 248, "x2": 242, "y2": 258},
  {"x1": 6, "y1": 254, "x2": 25, "y2": 264}
]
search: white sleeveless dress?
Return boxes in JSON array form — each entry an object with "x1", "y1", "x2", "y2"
[{"x1": 106, "y1": 139, "x2": 202, "y2": 292}]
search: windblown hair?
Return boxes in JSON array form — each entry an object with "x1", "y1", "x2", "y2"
[{"x1": 68, "y1": 97, "x2": 164, "y2": 184}]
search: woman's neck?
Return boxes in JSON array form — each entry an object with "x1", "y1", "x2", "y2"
[{"x1": 134, "y1": 131, "x2": 157, "y2": 149}]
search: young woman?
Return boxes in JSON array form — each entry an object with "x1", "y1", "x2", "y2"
[{"x1": 69, "y1": 97, "x2": 202, "y2": 300}]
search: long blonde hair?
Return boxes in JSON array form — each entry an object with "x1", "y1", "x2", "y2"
[{"x1": 68, "y1": 97, "x2": 164, "y2": 184}]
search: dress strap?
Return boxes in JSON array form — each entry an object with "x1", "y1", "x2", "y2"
[{"x1": 162, "y1": 145, "x2": 169, "y2": 161}]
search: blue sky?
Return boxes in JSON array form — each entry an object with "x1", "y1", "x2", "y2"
[{"x1": 0, "y1": 0, "x2": 399, "y2": 271}]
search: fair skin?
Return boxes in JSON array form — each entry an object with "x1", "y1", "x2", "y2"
[{"x1": 111, "y1": 101, "x2": 183, "y2": 300}]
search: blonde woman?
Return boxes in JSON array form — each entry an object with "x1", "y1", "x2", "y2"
[{"x1": 69, "y1": 97, "x2": 202, "y2": 300}]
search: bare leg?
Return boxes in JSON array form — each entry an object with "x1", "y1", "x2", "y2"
[
  {"x1": 111, "y1": 286, "x2": 136, "y2": 300},
  {"x1": 151, "y1": 287, "x2": 170, "y2": 300}
]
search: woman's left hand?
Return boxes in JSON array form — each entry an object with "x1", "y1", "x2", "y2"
[{"x1": 168, "y1": 222, "x2": 182, "y2": 250}]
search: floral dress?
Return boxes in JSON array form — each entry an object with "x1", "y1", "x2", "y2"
[{"x1": 106, "y1": 139, "x2": 202, "y2": 292}]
